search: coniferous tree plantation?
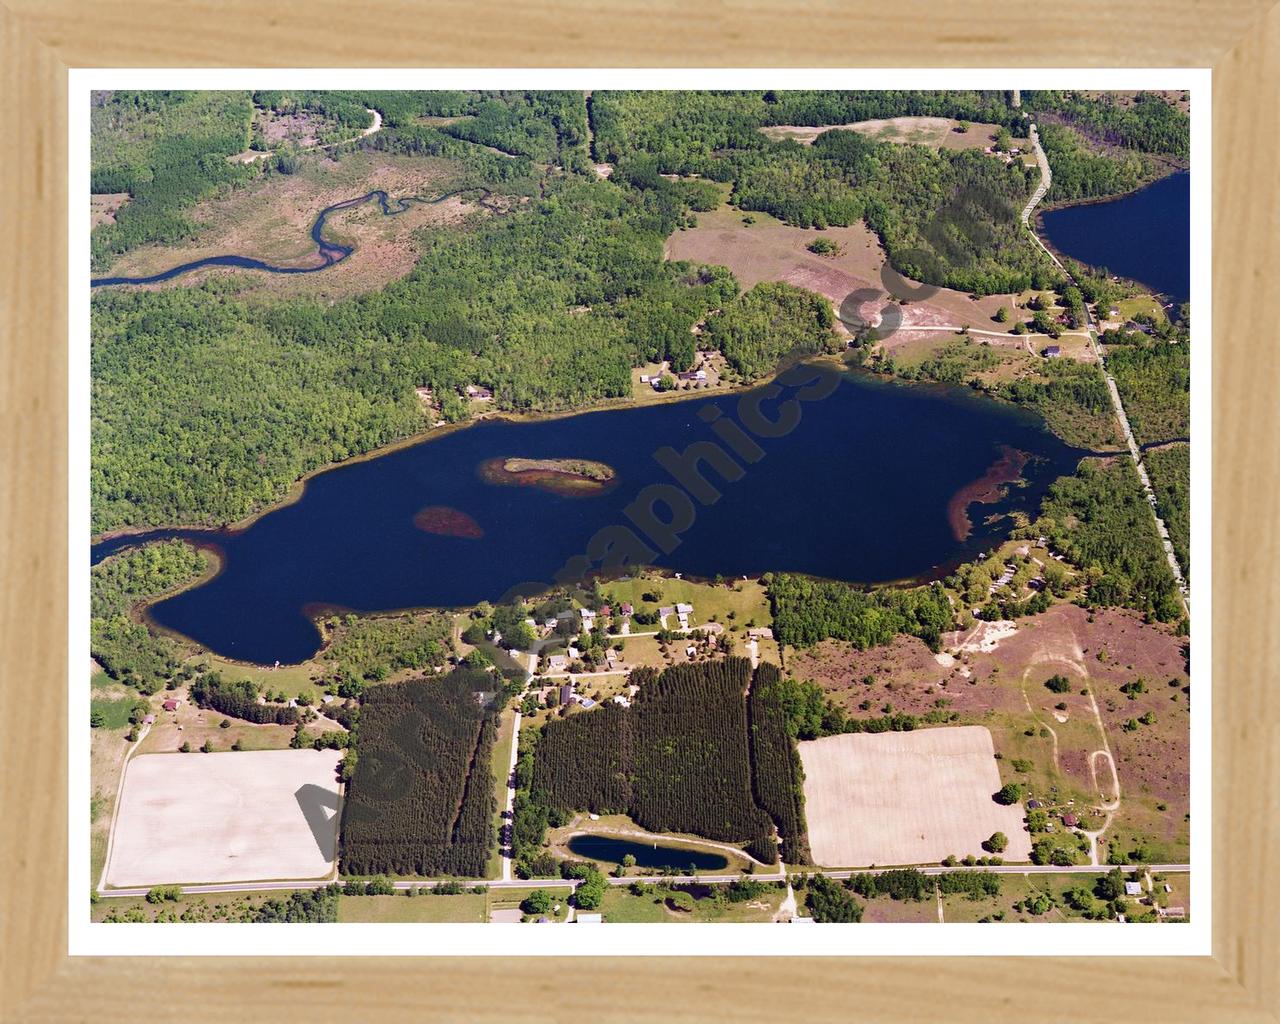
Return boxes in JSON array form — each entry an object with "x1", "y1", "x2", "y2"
[
  {"x1": 340, "y1": 667, "x2": 499, "y2": 877},
  {"x1": 531, "y1": 659, "x2": 810, "y2": 865}
]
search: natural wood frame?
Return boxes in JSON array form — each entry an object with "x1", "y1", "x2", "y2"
[{"x1": 2, "y1": 3, "x2": 1277, "y2": 1019}]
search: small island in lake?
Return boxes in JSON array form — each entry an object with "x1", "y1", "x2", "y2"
[
  {"x1": 478, "y1": 456, "x2": 617, "y2": 496},
  {"x1": 413, "y1": 505, "x2": 485, "y2": 539}
]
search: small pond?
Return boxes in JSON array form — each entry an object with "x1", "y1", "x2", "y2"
[{"x1": 566, "y1": 834, "x2": 729, "y2": 871}]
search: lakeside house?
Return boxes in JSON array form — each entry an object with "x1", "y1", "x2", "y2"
[{"x1": 464, "y1": 384, "x2": 494, "y2": 401}]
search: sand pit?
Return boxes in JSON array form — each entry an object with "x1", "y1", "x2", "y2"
[
  {"x1": 799, "y1": 726, "x2": 1031, "y2": 867},
  {"x1": 105, "y1": 748, "x2": 343, "y2": 887}
]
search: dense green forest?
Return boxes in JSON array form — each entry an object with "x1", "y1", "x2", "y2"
[
  {"x1": 593, "y1": 90, "x2": 1049, "y2": 295},
  {"x1": 766, "y1": 573, "x2": 953, "y2": 649},
  {"x1": 340, "y1": 668, "x2": 498, "y2": 877},
  {"x1": 703, "y1": 281, "x2": 840, "y2": 378},
  {"x1": 1027, "y1": 91, "x2": 1189, "y2": 158},
  {"x1": 1037, "y1": 459, "x2": 1182, "y2": 620},
  {"x1": 1026, "y1": 92, "x2": 1189, "y2": 203},
  {"x1": 1106, "y1": 340, "x2": 1190, "y2": 445},
  {"x1": 91, "y1": 91, "x2": 259, "y2": 268},
  {"x1": 90, "y1": 90, "x2": 592, "y2": 270},
  {"x1": 996, "y1": 357, "x2": 1121, "y2": 450},
  {"x1": 90, "y1": 173, "x2": 736, "y2": 533},
  {"x1": 746, "y1": 664, "x2": 812, "y2": 864},
  {"x1": 530, "y1": 659, "x2": 803, "y2": 865},
  {"x1": 90, "y1": 540, "x2": 207, "y2": 693},
  {"x1": 1035, "y1": 124, "x2": 1166, "y2": 204},
  {"x1": 1144, "y1": 444, "x2": 1190, "y2": 578}
]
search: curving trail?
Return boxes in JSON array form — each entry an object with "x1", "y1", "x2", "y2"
[{"x1": 91, "y1": 186, "x2": 495, "y2": 289}]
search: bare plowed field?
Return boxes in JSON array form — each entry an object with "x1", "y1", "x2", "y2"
[
  {"x1": 105, "y1": 749, "x2": 342, "y2": 887},
  {"x1": 799, "y1": 726, "x2": 1031, "y2": 867}
]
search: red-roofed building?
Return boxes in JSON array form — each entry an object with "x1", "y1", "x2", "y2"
[{"x1": 162, "y1": 699, "x2": 180, "y2": 712}]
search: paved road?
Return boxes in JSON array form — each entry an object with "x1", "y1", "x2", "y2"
[
  {"x1": 96, "y1": 862, "x2": 1190, "y2": 899},
  {"x1": 1023, "y1": 122, "x2": 1190, "y2": 615}
]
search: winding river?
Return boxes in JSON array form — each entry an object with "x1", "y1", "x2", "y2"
[{"x1": 90, "y1": 187, "x2": 494, "y2": 288}]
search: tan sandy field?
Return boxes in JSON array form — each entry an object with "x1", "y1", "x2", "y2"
[
  {"x1": 760, "y1": 116, "x2": 1015, "y2": 152},
  {"x1": 798, "y1": 725, "x2": 1031, "y2": 867},
  {"x1": 105, "y1": 748, "x2": 343, "y2": 887}
]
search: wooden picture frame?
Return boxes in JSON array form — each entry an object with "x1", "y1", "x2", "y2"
[{"x1": 1, "y1": 2, "x2": 1276, "y2": 1018}]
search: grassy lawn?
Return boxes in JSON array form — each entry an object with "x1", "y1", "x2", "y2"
[
  {"x1": 90, "y1": 695, "x2": 137, "y2": 731},
  {"x1": 196, "y1": 653, "x2": 327, "y2": 704},
  {"x1": 603, "y1": 574, "x2": 772, "y2": 632},
  {"x1": 1116, "y1": 295, "x2": 1167, "y2": 324},
  {"x1": 486, "y1": 885, "x2": 575, "y2": 922},
  {"x1": 599, "y1": 884, "x2": 784, "y2": 922},
  {"x1": 338, "y1": 893, "x2": 488, "y2": 923}
]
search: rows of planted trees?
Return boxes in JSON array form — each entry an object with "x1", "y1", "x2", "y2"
[
  {"x1": 530, "y1": 659, "x2": 810, "y2": 866},
  {"x1": 340, "y1": 667, "x2": 499, "y2": 877}
]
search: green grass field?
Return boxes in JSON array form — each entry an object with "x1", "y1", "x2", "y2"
[
  {"x1": 338, "y1": 893, "x2": 488, "y2": 923},
  {"x1": 597, "y1": 885, "x2": 784, "y2": 922}
]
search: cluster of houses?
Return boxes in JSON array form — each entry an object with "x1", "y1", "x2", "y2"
[
  {"x1": 640, "y1": 369, "x2": 709, "y2": 391},
  {"x1": 657, "y1": 602, "x2": 695, "y2": 629}
]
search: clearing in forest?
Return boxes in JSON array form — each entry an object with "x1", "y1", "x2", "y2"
[
  {"x1": 665, "y1": 206, "x2": 1022, "y2": 337},
  {"x1": 798, "y1": 725, "x2": 1031, "y2": 867}
]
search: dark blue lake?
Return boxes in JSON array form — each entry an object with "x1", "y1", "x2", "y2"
[
  {"x1": 91, "y1": 364, "x2": 1083, "y2": 665},
  {"x1": 565, "y1": 834, "x2": 729, "y2": 871},
  {"x1": 1039, "y1": 171, "x2": 1190, "y2": 305}
]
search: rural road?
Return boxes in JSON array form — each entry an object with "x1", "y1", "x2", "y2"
[
  {"x1": 97, "y1": 862, "x2": 1190, "y2": 899},
  {"x1": 96, "y1": 720, "x2": 151, "y2": 891},
  {"x1": 1023, "y1": 122, "x2": 1190, "y2": 615}
]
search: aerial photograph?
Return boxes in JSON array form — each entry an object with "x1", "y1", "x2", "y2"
[{"x1": 87, "y1": 87, "x2": 1191, "y2": 928}]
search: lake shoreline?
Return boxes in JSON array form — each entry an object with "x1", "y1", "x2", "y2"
[{"x1": 91, "y1": 353, "x2": 832, "y2": 546}]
